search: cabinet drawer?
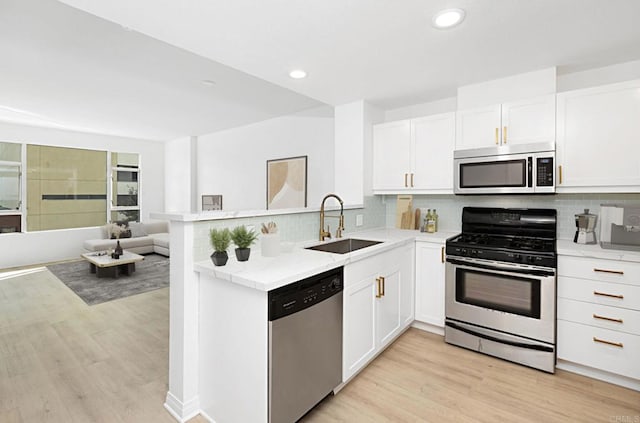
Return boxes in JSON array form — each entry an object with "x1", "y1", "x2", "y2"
[
  {"x1": 557, "y1": 320, "x2": 640, "y2": 380},
  {"x1": 558, "y1": 256, "x2": 640, "y2": 286},
  {"x1": 558, "y1": 276, "x2": 640, "y2": 311},
  {"x1": 558, "y1": 298, "x2": 640, "y2": 336}
]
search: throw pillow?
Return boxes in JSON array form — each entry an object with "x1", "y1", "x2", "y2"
[{"x1": 129, "y1": 222, "x2": 148, "y2": 238}]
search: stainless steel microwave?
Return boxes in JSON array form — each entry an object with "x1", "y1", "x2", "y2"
[{"x1": 454, "y1": 146, "x2": 555, "y2": 195}]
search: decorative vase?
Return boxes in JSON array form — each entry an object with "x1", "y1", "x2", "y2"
[
  {"x1": 235, "y1": 247, "x2": 251, "y2": 262},
  {"x1": 211, "y1": 251, "x2": 229, "y2": 266},
  {"x1": 112, "y1": 240, "x2": 123, "y2": 259}
]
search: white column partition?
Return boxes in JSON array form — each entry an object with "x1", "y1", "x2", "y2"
[{"x1": 164, "y1": 220, "x2": 201, "y2": 422}]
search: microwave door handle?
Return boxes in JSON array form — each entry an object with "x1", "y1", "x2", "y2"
[{"x1": 528, "y1": 157, "x2": 533, "y2": 188}]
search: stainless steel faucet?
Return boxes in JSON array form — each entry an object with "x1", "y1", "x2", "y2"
[{"x1": 319, "y1": 193, "x2": 344, "y2": 241}]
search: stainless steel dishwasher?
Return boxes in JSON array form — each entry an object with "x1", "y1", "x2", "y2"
[{"x1": 268, "y1": 267, "x2": 343, "y2": 423}]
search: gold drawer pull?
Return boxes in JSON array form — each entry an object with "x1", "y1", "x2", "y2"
[
  {"x1": 410, "y1": 173, "x2": 414, "y2": 187},
  {"x1": 593, "y1": 291, "x2": 624, "y2": 299},
  {"x1": 594, "y1": 268, "x2": 624, "y2": 275},
  {"x1": 503, "y1": 126, "x2": 507, "y2": 143},
  {"x1": 375, "y1": 277, "x2": 382, "y2": 298},
  {"x1": 441, "y1": 246, "x2": 445, "y2": 263},
  {"x1": 593, "y1": 314, "x2": 623, "y2": 323},
  {"x1": 558, "y1": 165, "x2": 563, "y2": 184},
  {"x1": 381, "y1": 276, "x2": 385, "y2": 297},
  {"x1": 404, "y1": 173, "x2": 408, "y2": 188},
  {"x1": 593, "y1": 337, "x2": 623, "y2": 348},
  {"x1": 495, "y1": 128, "x2": 499, "y2": 144}
]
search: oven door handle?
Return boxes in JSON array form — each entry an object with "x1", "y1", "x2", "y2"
[
  {"x1": 446, "y1": 321, "x2": 554, "y2": 352},
  {"x1": 446, "y1": 257, "x2": 556, "y2": 277}
]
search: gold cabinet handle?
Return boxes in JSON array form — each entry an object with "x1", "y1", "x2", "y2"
[
  {"x1": 503, "y1": 126, "x2": 507, "y2": 144},
  {"x1": 380, "y1": 276, "x2": 385, "y2": 297},
  {"x1": 404, "y1": 173, "x2": 408, "y2": 188},
  {"x1": 441, "y1": 246, "x2": 445, "y2": 263},
  {"x1": 593, "y1": 314, "x2": 623, "y2": 323},
  {"x1": 495, "y1": 128, "x2": 499, "y2": 144},
  {"x1": 594, "y1": 291, "x2": 624, "y2": 299},
  {"x1": 375, "y1": 277, "x2": 382, "y2": 298},
  {"x1": 594, "y1": 268, "x2": 624, "y2": 275},
  {"x1": 410, "y1": 173, "x2": 414, "y2": 187},
  {"x1": 558, "y1": 165, "x2": 562, "y2": 184},
  {"x1": 593, "y1": 337, "x2": 623, "y2": 348}
]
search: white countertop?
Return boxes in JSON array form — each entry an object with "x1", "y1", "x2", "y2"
[
  {"x1": 194, "y1": 228, "x2": 454, "y2": 291},
  {"x1": 557, "y1": 239, "x2": 640, "y2": 263}
]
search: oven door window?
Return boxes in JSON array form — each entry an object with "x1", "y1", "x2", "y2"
[
  {"x1": 460, "y1": 159, "x2": 527, "y2": 188},
  {"x1": 455, "y1": 269, "x2": 541, "y2": 318}
]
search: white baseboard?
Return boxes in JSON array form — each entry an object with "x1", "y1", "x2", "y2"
[
  {"x1": 411, "y1": 320, "x2": 445, "y2": 336},
  {"x1": 199, "y1": 409, "x2": 216, "y2": 423},
  {"x1": 556, "y1": 360, "x2": 640, "y2": 392},
  {"x1": 164, "y1": 391, "x2": 201, "y2": 422}
]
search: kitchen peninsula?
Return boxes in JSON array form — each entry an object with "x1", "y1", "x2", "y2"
[{"x1": 152, "y1": 209, "x2": 452, "y2": 422}]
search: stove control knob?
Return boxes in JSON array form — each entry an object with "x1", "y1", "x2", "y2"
[
  {"x1": 461, "y1": 249, "x2": 467, "y2": 254},
  {"x1": 526, "y1": 256, "x2": 535, "y2": 264}
]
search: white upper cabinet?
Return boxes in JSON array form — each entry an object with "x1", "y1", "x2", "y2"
[
  {"x1": 411, "y1": 113, "x2": 456, "y2": 191},
  {"x1": 455, "y1": 94, "x2": 556, "y2": 150},
  {"x1": 373, "y1": 112, "x2": 455, "y2": 193},
  {"x1": 372, "y1": 120, "x2": 411, "y2": 191},
  {"x1": 556, "y1": 80, "x2": 640, "y2": 192}
]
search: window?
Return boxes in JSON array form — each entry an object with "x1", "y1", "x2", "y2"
[
  {"x1": 26, "y1": 145, "x2": 107, "y2": 231},
  {"x1": 111, "y1": 152, "x2": 140, "y2": 223},
  {"x1": 0, "y1": 142, "x2": 23, "y2": 233}
]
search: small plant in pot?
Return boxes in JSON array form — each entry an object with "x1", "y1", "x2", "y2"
[
  {"x1": 209, "y1": 228, "x2": 232, "y2": 266},
  {"x1": 230, "y1": 225, "x2": 258, "y2": 262}
]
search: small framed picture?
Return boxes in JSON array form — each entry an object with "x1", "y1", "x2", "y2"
[
  {"x1": 266, "y1": 156, "x2": 307, "y2": 209},
  {"x1": 202, "y1": 195, "x2": 223, "y2": 211}
]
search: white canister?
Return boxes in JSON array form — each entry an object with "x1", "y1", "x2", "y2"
[{"x1": 261, "y1": 233, "x2": 281, "y2": 257}]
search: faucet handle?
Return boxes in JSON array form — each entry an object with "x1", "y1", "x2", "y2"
[{"x1": 326, "y1": 225, "x2": 331, "y2": 239}]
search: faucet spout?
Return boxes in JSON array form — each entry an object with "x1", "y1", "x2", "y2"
[{"x1": 319, "y1": 193, "x2": 344, "y2": 241}]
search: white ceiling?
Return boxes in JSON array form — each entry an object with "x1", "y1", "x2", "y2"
[{"x1": 4, "y1": 0, "x2": 640, "y2": 141}]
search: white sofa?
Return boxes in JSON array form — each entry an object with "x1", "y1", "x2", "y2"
[{"x1": 83, "y1": 221, "x2": 170, "y2": 256}]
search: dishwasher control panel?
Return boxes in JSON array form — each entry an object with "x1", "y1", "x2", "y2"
[{"x1": 268, "y1": 267, "x2": 343, "y2": 321}]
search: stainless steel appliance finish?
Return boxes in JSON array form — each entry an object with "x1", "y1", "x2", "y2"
[
  {"x1": 268, "y1": 268, "x2": 343, "y2": 423},
  {"x1": 574, "y1": 208, "x2": 597, "y2": 244},
  {"x1": 600, "y1": 203, "x2": 640, "y2": 251},
  {"x1": 453, "y1": 143, "x2": 555, "y2": 195},
  {"x1": 445, "y1": 207, "x2": 557, "y2": 373}
]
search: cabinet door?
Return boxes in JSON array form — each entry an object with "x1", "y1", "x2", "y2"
[
  {"x1": 372, "y1": 120, "x2": 412, "y2": 190},
  {"x1": 342, "y1": 273, "x2": 377, "y2": 381},
  {"x1": 556, "y1": 80, "x2": 640, "y2": 191},
  {"x1": 398, "y1": 242, "x2": 415, "y2": 328},
  {"x1": 501, "y1": 94, "x2": 555, "y2": 146},
  {"x1": 414, "y1": 242, "x2": 446, "y2": 327},
  {"x1": 455, "y1": 105, "x2": 501, "y2": 150},
  {"x1": 376, "y1": 267, "x2": 402, "y2": 348},
  {"x1": 411, "y1": 113, "x2": 455, "y2": 192}
]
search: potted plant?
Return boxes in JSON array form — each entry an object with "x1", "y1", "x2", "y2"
[
  {"x1": 230, "y1": 225, "x2": 258, "y2": 262},
  {"x1": 209, "y1": 228, "x2": 232, "y2": 266}
]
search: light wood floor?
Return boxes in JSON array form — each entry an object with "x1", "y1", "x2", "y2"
[
  {"x1": 304, "y1": 329, "x2": 640, "y2": 422},
  {"x1": 1, "y1": 267, "x2": 639, "y2": 423}
]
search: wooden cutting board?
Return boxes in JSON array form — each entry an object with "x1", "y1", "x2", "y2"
[{"x1": 395, "y1": 195, "x2": 414, "y2": 229}]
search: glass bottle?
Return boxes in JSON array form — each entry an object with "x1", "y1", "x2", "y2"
[
  {"x1": 426, "y1": 209, "x2": 436, "y2": 233},
  {"x1": 433, "y1": 209, "x2": 439, "y2": 232}
]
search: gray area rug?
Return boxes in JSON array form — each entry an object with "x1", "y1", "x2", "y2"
[{"x1": 48, "y1": 253, "x2": 169, "y2": 305}]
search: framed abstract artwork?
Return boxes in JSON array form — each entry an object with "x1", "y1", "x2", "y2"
[{"x1": 266, "y1": 156, "x2": 307, "y2": 209}]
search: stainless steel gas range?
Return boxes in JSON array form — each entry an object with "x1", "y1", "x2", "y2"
[{"x1": 444, "y1": 207, "x2": 557, "y2": 373}]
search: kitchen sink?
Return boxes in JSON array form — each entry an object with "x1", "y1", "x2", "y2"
[{"x1": 305, "y1": 238, "x2": 382, "y2": 254}]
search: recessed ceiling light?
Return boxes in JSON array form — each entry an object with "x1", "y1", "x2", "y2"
[
  {"x1": 201, "y1": 79, "x2": 216, "y2": 86},
  {"x1": 432, "y1": 8, "x2": 465, "y2": 29},
  {"x1": 289, "y1": 70, "x2": 307, "y2": 79}
]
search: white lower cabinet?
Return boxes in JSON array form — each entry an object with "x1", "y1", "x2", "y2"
[
  {"x1": 557, "y1": 254, "x2": 640, "y2": 386},
  {"x1": 343, "y1": 242, "x2": 414, "y2": 381},
  {"x1": 414, "y1": 241, "x2": 446, "y2": 328}
]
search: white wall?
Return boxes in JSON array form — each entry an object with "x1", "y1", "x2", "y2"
[
  {"x1": 197, "y1": 106, "x2": 334, "y2": 211},
  {"x1": 165, "y1": 136, "x2": 195, "y2": 213},
  {"x1": 0, "y1": 121, "x2": 165, "y2": 269},
  {"x1": 557, "y1": 59, "x2": 640, "y2": 92},
  {"x1": 384, "y1": 97, "x2": 457, "y2": 122}
]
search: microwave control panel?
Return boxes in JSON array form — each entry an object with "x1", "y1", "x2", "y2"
[{"x1": 536, "y1": 157, "x2": 554, "y2": 186}]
